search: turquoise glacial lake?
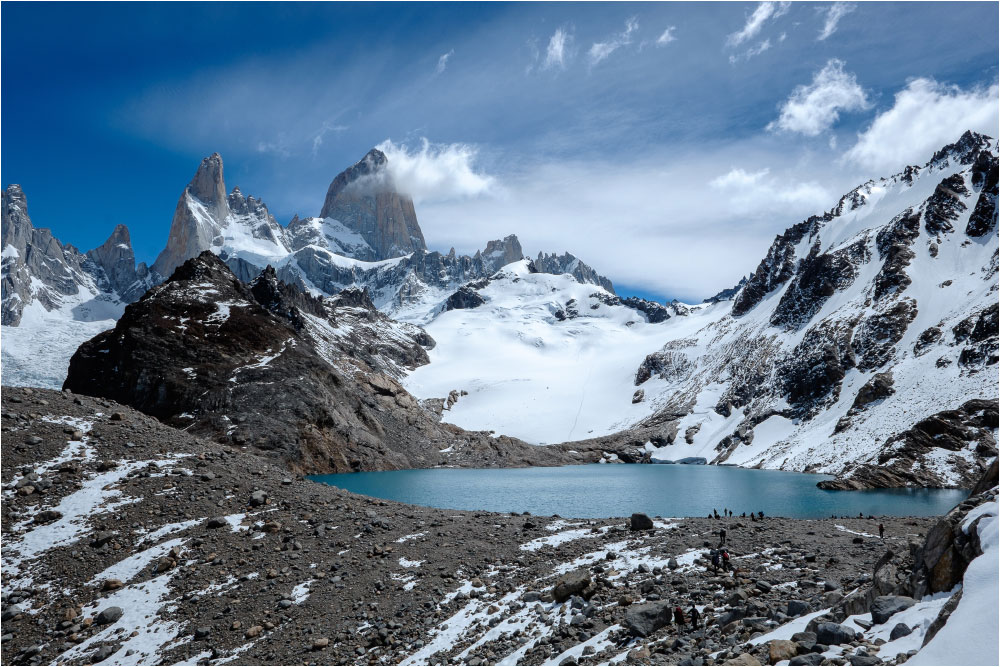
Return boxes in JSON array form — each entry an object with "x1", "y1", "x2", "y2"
[{"x1": 309, "y1": 464, "x2": 968, "y2": 519}]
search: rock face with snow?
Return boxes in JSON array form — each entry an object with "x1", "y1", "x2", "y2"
[
  {"x1": 1, "y1": 185, "x2": 155, "y2": 387},
  {"x1": 151, "y1": 152, "x2": 290, "y2": 279},
  {"x1": 61, "y1": 252, "x2": 592, "y2": 472},
  {"x1": 629, "y1": 131, "x2": 998, "y2": 488},
  {"x1": 2, "y1": 150, "x2": 614, "y2": 388}
]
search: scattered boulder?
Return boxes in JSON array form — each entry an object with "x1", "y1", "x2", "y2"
[
  {"x1": 96, "y1": 607, "x2": 124, "y2": 625},
  {"x1": 815, "y1": 621, "x2": 857, "y2": 646},
  {"x1": 889, "y1": 622, "x2": 912, "y2": 640},
  {"x1": 624, "y1": 601, "x2": 673, "y2": 638},
  {"x1": 630, "y1": 513, "x2": 654, "y2": 531},
  {"x1": 768, "y1": 639, "x2": 798, "y2": 663},
  {"x1": 552, "y1": 571, "x2": 591, "y2": 603},
  {"x1": 870, "y1": 595, "x2": 915, "y2": 625}
]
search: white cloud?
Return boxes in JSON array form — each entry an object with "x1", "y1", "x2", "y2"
[
  {"x1": 436, "y1": 50, "x2": 454, "y2": 74},
  {"x1": 817, "y1": 2, "x2": 855, "y2": 41},
  {"x1": 710, "y1": 165, "x2": 830, "y2": 210},
  {"x1": 767, "y1": 59, "x2": 869, "y2": 136},
  {"x1": 544, "y1": 28, "x2": 571, "y2": 69},
  {"x1": 656, "y1": 26, "x2": 677, "y2": 46},
  {"x1": 726, "y1": 1, "x2": 790, "y2": 48},
  {"x1": 844, "y1": 78, "x2": 1000, "y2": 172},
  {"x1": 376, "y1": 138, "x2": 495, "y2": 204},
  {"x1": 728, "y1": 39, "x2": 771, "y2": 64},
  {"x1": 710, "y1": 167, "x2": 770, "y2": 188},
  {"x1": 588, "y1": 17, "x2": 639, "y2": 65}
]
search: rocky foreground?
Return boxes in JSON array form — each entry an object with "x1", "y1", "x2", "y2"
[{"x1": 2, "y1": 388, "x2": 996, "y2": 667}]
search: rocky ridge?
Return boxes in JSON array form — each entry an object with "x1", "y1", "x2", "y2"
[{"x1": 60, "y1": 252, "x2": 620, "y2": 473}]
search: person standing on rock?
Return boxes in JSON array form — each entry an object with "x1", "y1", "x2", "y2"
[
  {"x1": 878, "y1": 522, "x2": 885, "y2": 540},
  {"x1": 722, "y1": 550, "x2": 731, "y2": 572},
  {"x1": 718, "y1": 527, "x2": 727, "y2": 547},
  {"x1": 673, "y1": 605, "x2": 685, "y2": 626},
  {"x1": 689, "y1": 604, "x2": 701, "y2": 629},
  {"x1": 710, "y1": 550, "x2": 721, "y2": 573}
]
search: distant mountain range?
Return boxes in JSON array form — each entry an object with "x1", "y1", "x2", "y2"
[
  {"x1": 1, "y1": 147, "x2": 616, "y2": 386},
  {"x1": 3, "y1": 132, "x2": 997, "y2": 489}
]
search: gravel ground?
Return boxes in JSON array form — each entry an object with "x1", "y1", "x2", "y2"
[{"x1": 1, "y1": 388, "x2": 945, "y2": 666}]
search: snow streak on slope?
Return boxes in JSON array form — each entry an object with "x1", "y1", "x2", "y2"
[{"x1": 404, "y1": 260, "x2": 722, "y2": 443}]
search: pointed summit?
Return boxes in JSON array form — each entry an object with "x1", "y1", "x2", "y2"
[
  {"x1": 188, "y1": 152, "x2": 228, "y2": 219},
  {"x1": 318, "y1": 148, "x2": 426, "y2": 260}
]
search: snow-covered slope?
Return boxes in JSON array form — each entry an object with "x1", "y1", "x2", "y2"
[
  {"x1": 622, "y1": 132, "x2": 998, "y2": 487},
  {"x1": 403, "y1": 260, "x2": 710, "y2": 444}
]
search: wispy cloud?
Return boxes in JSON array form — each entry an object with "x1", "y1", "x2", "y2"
[
  {"x1": 588, "y1": 17, "x2": 639, "y2": 66},
  {"x1": 817, "y1": 2, "x2": 856, "y2": 41},
  {"x1": 729, "y1": 39, "x2": 771, "y2": 64},
  {"x1": 436, "y1": 49, "x2": 454, "y2": 74},
  {"x1": 726, "y1": 1, "x2": 790, "y2": 48},
  {"x1": 844, "y1": 78, "x2": 1000, "y2": 172},
  {"x1": 656, "y1": 26, "x2": 677, "y2": 46},
  {"x1": 544, "y1": 28, "x2": 571, "y2": 69},
  {"x1": 767, "y1": 59, "x2": 869, "y2": 136},
  {"x1": 311, "y1": 121, "x2": 349, "y2": 156}
]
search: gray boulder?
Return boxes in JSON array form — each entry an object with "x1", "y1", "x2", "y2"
[
  {"x1": 96, "y1": 606, "x2": 124, "y2": 625},
  {"x1": 624, "y1": 601, "x2": 673, "y2": 637},
  {"x1": 630, "y1": 513, "x2": 654, "y2": 530},
  {"x1": 871, "y1": 595, "x2": 915, "y2": 625},
  {"x1": 889, "y1": 622, "x2": 912, "y2": 640},
  {"x1": 815, "y1": 622, "x2": 857, "y2": 646},
  {"x1": 552, "y1": 571, "x2": 591, "y2": 603}
]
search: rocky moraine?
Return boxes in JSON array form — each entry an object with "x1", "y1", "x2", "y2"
[{"x1": 2, "y1": 388, "x2": 996, "y2": 666}]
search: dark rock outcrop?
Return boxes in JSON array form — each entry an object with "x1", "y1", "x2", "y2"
[{"x1": 445, "y1": 285, "x2": 487, "y2": 311}]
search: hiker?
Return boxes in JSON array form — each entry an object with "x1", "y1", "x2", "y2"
[
  {"x1": 713, "y1": 509, "x2": 720, "y2": 519},
  {"x1": 758, "y1": 510, "x2": 764, "y2": 519},
  {"x1": 741, "y1": 512, "x2": 746, "y2": 518},
  {"x1": 750, "y1": 512, "x2": 756, "y2": 523},
  {"x1": 710, "y1": 549, "x2": 721, "y2": 573},
  {"x1": 689, "y1": 604, "x2": 701, "y2": 629},
  {"x1": 673, "y1": 605, "x2": 685, "y2": 626},
  {"x1": 878, "y1": 523, "x2": 885, "y2": 540},
  {"x1": 722, "y1": 550, "x2": 732, "y2": 572},
  {"x1": 718, "y1": 527, "x2": 727, "y2": 547}
]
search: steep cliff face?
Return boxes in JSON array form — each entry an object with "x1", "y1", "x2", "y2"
[{"x1": 316, "y1": 148, "x2": 426, "y2": 261}]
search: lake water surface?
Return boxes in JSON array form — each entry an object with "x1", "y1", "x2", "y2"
[{"x1": 309, "y1": 464, "x2": 968, "y2": 519}]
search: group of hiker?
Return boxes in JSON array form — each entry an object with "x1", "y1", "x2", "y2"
[
  {"x1": 666, "y1": 603, "x2": 702, "y2": 629},
  {"x1": 710, "y1": 508, "x2": 764, "y2": 521}
]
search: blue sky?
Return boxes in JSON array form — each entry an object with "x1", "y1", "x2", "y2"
[{"x1": 2, "y1": 1, "x2": 997, "y2": 301}]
